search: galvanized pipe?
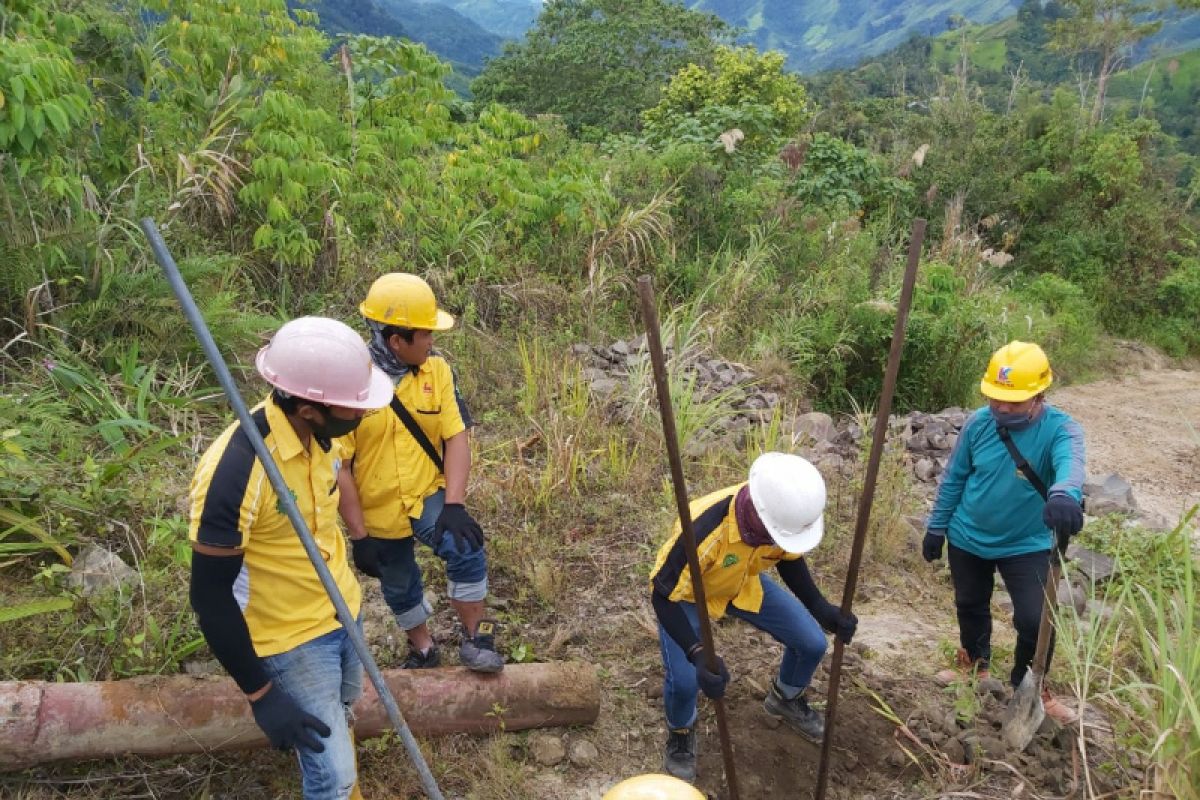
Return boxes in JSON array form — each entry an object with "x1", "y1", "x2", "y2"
[{"x1": 139, "y1": 218, "x2": 445, "y2": 798}]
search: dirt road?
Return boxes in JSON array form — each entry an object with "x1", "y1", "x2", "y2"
[{"x1": 1050, "y1": 367, "x2": 1200, "y2": 531}]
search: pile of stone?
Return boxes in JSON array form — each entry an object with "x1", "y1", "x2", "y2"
[
  {"x1": 571, "y1": 338, "x2": 784, "y2": 455},
  {"x1": 893, "y1": 408, "x2": 968, "y2": 485}
]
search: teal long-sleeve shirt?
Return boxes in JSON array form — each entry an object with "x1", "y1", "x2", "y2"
[{"x1": 928, "y1": 404, "x2": 1086, "y2": 559}]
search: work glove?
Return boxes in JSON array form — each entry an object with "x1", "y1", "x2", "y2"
[
  {"x1": 1043, "y1": 493, "x2": 1084, "y2": 538},
  {"x1": 819, "y1": 602, "x2": 859, "y2": 645},
  {"x1": 250, "y1": 684, "x2": 331, "y2": 752},
  {"x1": 688, "y1": 646, "x2": 730, "y2": 700},
  {"x1": 351, "y1": 536, "x2": 384, "y2": 579},
  {"x1": 922, "y1": 529, "x2": 946, "y2": 562},
  {"x1": 434, "y1": 503, "x2": 484, "y2": 552}
]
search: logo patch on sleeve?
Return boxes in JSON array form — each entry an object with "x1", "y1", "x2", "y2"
[{"x1": 722, "y1": 554, "x2": 740, "y2": 568}]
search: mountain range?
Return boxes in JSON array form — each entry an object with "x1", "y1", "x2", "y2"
[{"x1": 306, "y1": 0, "x2": 1200, "y2": 75}]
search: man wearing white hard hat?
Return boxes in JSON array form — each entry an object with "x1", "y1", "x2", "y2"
[
  {"x1": 648, "y1": 452, "x2": 857, "y2": 782},
  {"x1": 188, "y1": 317, "x2": 393, "y2": 799}
]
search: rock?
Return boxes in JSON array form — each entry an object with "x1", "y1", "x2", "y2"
[
  {"x1": 568, "y1": 739, "x2": 599, "y2": 768},
  {"x1": 1086, "y1": 598, "x2": 1115, "y2": 622},
  {"x1": 1083, "y1": 473, "x2": 1137, "y2": 515},
  {"x1": 67, "y1": 544, "x2": 137, "y2": 596},
  {"x1": 588, "y1": 377, "x2": 620, "y2": 398},
  {"x1": 182, "y1": 659, "x2": 221, "y2": 676},
  {"x1": 977, "y1": 677, "x2": 1007, "y2": 701},
  {"x1": 886, "y1": 749, "x2": 908, "y2": 768},
  {"x1": 793, "y1": 412, "x2": 837, "y2": 444},
  {"x1": 979, "y1": 736, "x2": 1006, "y2": 760},
  {"x1": 943, "y1": 737, "x2": 968, "y2": 765},
  {"x1": 914, "y1": 458, "x2": 938, "y2": 482},
  {"x1": 1056, "y1": 579, "x2": 1088, "y2": 615},
  {"x1": 530, "y1": 734, "x2": 565, "y2": 766},
  {"x1": 570, "y1": 343, "x2": 592, "y2": 357},
  {"x1": 610, "y1": 340, "x2": 630, "y2": 356},
  {"x1": 1065, "y1": 544, "x2": 1117, "y2": 584}
]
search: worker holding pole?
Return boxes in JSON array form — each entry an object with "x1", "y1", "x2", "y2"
[
  {"x1": 187, "y1": 316, "x2": 393, "y2": 799},
  {"x1": 649, "y1": 452, "x2": 858, "y2": 782}
]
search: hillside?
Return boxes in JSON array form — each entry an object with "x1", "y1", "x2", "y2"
[
  {"x1": 690, "y1": 0, "x2": 1019, "y2": 72},
  {"x1": 300, "y1": 0, "x2": 503, "y2": 68}
]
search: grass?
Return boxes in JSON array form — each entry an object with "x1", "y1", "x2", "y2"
[{"x1": 1055, "y1": 509, "x2": 1200, "y2": 799}]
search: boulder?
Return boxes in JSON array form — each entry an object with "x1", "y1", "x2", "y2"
[
  {"x1": 1083, "y1": 474, "x2": 1137, "y2": 516},
  {"x1": 530, "y1": 734, "x2": 566, "y2": 767},
  {"x1": 67, "y1": 544, "x2": 136, "y2": 597},
  {"x1": 792, "y1": 412, "x2": 837, "y2": 444},
  {"x1": 568, "y1": 739, "x2": 599, "y2": 768}
]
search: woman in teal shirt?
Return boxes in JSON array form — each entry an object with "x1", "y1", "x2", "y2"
[{"x1": 923, "y1": 341, "x2": 1085, "y2": 725}]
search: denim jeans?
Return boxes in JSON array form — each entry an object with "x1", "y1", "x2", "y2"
[
  {"x1": 658, "y1": 575, "x2": 828, "y2": 729},
  {"x1": 947, "y1": 543, "x2": 1054, "y2": 687},
  {"x1": 262, "y1": 623, "x2": 363, "y2": 800},
  {"x1": 377, "y1": 489, "x2": 489, "y2": 630}
]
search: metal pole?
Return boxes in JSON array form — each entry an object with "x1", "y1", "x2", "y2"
[
  {"x1": 140, "y1": 218, "x2": 445, "y2": 800},
  {"x1": 636, "y1": 276, "x2": 740, "y2": 800},
  {"x1": 813, "y1": 218, "x2": 926, "y2": 800}
]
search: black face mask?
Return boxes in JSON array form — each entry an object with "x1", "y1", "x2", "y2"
[{"x1": 309, "y1": 406, "x2": 362, "y2": 443}]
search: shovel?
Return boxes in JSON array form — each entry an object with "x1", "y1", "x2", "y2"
[{"x1": 1001, "y1": 529, "x2": 1070, "y2": 751}]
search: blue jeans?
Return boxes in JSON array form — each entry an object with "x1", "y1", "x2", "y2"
[
  {"x1": 658, "y1": 575, "x2": 828, "y2": 729},
  {"x1": 263, "y1": 623, "x2": 362, "y2": 800},
  {"x1": 377, "y1": 489, "x2": 489, "y2": 630}
]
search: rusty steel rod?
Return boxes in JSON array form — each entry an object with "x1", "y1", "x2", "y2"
[
  {"x1": 637, "y1": 276, "x2": 740, "y2": 800},
  {"x1": 814, "y1": 217, "x2": 926, "y2": 800},
  {"x1": 0, "y1": 663, "x2": 599, "y2": 771}
]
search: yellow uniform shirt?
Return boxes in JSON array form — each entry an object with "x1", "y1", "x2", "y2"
[
  {"x1": 650, "y1": 484, "x2": 801, "y2": 620},
  {"x1": 340, "y1": 355, "x2": 466, "y2": 539},
  {"x1": 188, "y1": 398, "x2": 361, "y2": 657}
]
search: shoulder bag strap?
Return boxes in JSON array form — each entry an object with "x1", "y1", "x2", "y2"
[
  {"x1": 389, "y1": 396, "x2": 444, "y2": 473},
  {"x1": 996, "y1": 424, "x2": 1049, "y2": 500}
]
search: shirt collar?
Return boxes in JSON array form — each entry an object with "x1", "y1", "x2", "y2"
[{"x1": 264, "y1": 396, "x2": 310, "y2": 461}]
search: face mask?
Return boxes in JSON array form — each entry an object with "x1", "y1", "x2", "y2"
[
  {"x1": 311, "y1": 409, "x2": 362, "y2": 440},
  {"x1": 993, "y1": 409, "x2": 1035, "y2": 430}
]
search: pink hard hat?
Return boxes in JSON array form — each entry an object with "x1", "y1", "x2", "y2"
[{"x1": 255, "y1": 317, "x2": 393, "y2": 410}]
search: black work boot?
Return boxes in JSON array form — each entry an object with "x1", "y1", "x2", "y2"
[
  {"x1": 663, "y1": 727, "x2": 697, "y2": 782},
  {"x1": 459, "y1": 620, "x2": 504, "y2": 673},
  {"x1": 401, "y1": 645, "x2": 441, "y2": 669},
  {"x1": 764, "y1": 680, "x2": 824, "y2": 743}
]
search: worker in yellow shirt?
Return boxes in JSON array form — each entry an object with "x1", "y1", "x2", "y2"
[
  {"x1": 188, "y1": 317, "x2": 392, "y2": 799},
  {"x1": 338, "y1": 274, "x2": 503, "y2": 673},
  {"x1": 649, "y1": 453, "x2": 857, "y2": 783}
]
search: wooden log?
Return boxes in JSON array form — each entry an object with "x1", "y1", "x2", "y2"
[{"x1": 0, "y1": 662, "x2": 597, "y2": 771}]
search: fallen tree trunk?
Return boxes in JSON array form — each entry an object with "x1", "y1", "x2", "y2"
[{"x1": 0, "y1": 662, "x2": 597, "y2": 771}]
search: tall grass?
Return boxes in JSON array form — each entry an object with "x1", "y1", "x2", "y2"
[{"x1": 1056, "y1": 509, "x2": 1200, "y2": 799}]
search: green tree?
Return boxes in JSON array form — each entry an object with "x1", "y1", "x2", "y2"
[
  {"x1": 470, "y1": 0, "x2": 728, "y2": 136},
  {"x1": 1051, "y1": 0, "x2": 1162, "y2": 125},
  {"x1": 641, "y1": 46, "x2": 811, "y2": 157}
]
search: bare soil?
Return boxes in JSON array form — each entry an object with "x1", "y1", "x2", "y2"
[{"x1": 1051, "y1": 366, "x2": 1200, "y2": 531}]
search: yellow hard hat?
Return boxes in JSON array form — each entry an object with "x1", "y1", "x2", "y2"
[
  {"x1": 359, "y1": 273, "x2": 454, "y2": 331},
  {"x1": 980, "y1": 340, "x2": 1052, "y2": 402},
  {"x1": 602, "y1": 774, "x2": 705, "y2": 800}
]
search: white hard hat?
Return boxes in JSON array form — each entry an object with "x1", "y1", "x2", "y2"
[
  {"x1": 748, "y1": 452, "x2": 826, "y2": 554},
  {"x1": 255, "y1": 316, "x2": 393, "y2": 410}
]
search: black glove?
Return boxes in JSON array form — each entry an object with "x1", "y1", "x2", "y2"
[
  {"x1": 1043, "y1": 493, "x2": 1083, "y2": 537},
  {"x1": 688, "y1": 646, "x2": 730, "y2": 700},
  {"x1": 434, "y1": 503, "x2": 484, "y2": 552},
  {"x1": 250, "y1": 684, "x2": 331, "y2": 752},
  {"x1": 819, "y1": 602, "x2": 858, "y2": 644},
  {"x1": 351, "y1": 536, "x2": 384, "y2": 578},
  {"x1": 922, "y1": 529, "x2": 946, "y2": 562}
]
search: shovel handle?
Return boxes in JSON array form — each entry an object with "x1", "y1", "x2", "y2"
[{"x1": 1031, "y1": 534, "x2": 1068, "y2": 680}]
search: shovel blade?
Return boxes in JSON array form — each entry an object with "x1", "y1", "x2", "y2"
[{"x1": 1001, "y1": 667, "x2": 1044, "y2": 752}]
